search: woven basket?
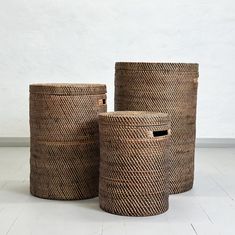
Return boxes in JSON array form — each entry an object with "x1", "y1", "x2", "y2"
[
  {"x1": 30, "y1": 83, "x2": 107, "y2": 200},
  {"x1": 99, "y1": 111, "x2": 171, "y2": 216},
  {"x1": 115, "y1": 62, "x2": 199, "y2": 194}
]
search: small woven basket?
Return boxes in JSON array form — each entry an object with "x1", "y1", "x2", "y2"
[
  {"x1": 99, "y1": 111, "x2": 171, "y2": 216},
  {"x1": 30, "y1": 83, "x2": 107, "y2": 200},
  {"x1": 115, "y1": 62, "x2": 199, "y2": 194}
]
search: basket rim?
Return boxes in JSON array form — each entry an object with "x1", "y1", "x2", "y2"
[
  {"x1": 30, "y1": 83, "x2": 106, "y2": 95},
  {"x1": 115, "y1": 62, "x2": 199, "y2": 72},
  {"x1": 99, "y1": 111, "x2": 168, "y2": 118},
  {"x1": 99, "y1": 111, "x2": 170, "y2": 126}
]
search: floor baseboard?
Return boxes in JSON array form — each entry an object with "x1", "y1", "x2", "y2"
[
  {"x1": 196, "y1": 138, "x2": 235, "y2": 148},
  {"x1": 0, "y1": 137, "x2": 30, "y2": 147},
  {"x1": 0, "y1": 137, "x2": 235, "y2": 148}
]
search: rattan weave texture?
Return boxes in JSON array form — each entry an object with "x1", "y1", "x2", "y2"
[
  {"x1": 115, "y1": 62, "x2": 199, "y2": 194},
  {"x1": 30, "y1": 83, "x2": 107, "y2": 200},
  {"x1": 99, "y1": 111, "x2": 171, "y2": 216}
]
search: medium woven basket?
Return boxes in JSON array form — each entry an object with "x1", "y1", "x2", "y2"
[
  {"x1": 30, "y1": 83, "x2": 107, "y2": 200},
  {"x1": 115, "y1": 62, "x2": 199, "y2": 194},
  {"x1": 99, "y1": 111, "x2": 171, "y2": 216}
]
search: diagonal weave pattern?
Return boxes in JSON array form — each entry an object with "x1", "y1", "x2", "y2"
[
  {"x1": 115, "y1": 62, "x2": 199, "y2": 194},
  {"x1": 30, "y1": 83, "x2": 107, "y2": 200},
  {"x1": 99, "y1": 111, "x2": 171, "y2": 216}
]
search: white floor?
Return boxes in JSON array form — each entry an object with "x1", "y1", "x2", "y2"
[{"x1": 0, "y1": 148, "x2": 235, "y2": 235}]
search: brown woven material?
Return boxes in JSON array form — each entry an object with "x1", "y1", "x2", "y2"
[
  {"x1": 30, "y1": 83, "x2": 107, "y2": 200},
  {"x1": 99, "y1": 111, "x2": 171, "y2": 216},
  {"x1": 115, "y1": 62, "x2": 199, "y2": 194}
]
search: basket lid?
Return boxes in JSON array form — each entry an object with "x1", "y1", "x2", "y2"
[
  {"x1": 30, "y1": 83, "x2": 106, "y2": 95},
  {"x1": 115, "y1": 62, "x2": 198, "y2": 73},
  {"x1": 99, "y1": 111, "x2": 170, "y2": 126}
]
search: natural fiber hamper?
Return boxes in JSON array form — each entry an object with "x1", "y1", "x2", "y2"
[
  {"x1": 30, "y1": 83, "x2": 107, "y2": 200},
  {"x1": 99, "y1": 111, "x2": 171, "y2": 216},
  {"x1": 115, "y1": 62, "x2": 199, "y2": 194}
]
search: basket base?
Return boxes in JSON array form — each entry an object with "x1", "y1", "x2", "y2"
[
  {"x1": 30, "y1": 190, "x2": 98, "y2": 201},
  {"x1": 99, "y1": 196, "x2": 169, "y2": 217},
  {"x1": 100, "y1": 204, "x2": 169, "y2": 217},
  {"x1": 169, "y1": 181, "x2": 193, "y2": 194}
]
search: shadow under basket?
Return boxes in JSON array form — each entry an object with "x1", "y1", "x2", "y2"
[
  {"x1": 29, "y1": 83, "x2": 107, "y2": 200},
  {"x1": 98, "y1": 111, "x2": 171, "y2": 216}
]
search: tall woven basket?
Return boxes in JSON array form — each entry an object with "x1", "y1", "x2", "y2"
[
  {"x1": 99, "y1": 111, "x2": 171, "y2": 216},
  {"x1": 30, "y1": 83, "x2": 107, "y2": 200},
  {"x1": 115, "y1": 62, "x2": 199, "y2": 194}
]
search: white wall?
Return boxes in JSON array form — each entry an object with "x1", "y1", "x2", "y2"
[{"x1": 0, "y1": 0, "x2": 234, "y2": 138}]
